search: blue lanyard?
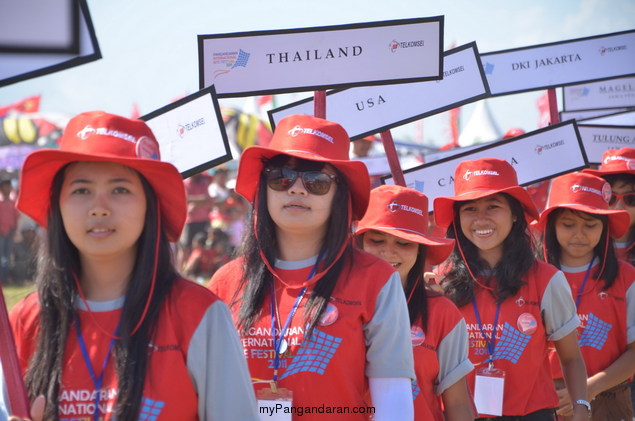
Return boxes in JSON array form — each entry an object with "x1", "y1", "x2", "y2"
[
  {"x1": 269, "y1": 258, "x2": 320, "y2": 383},
  {"x1": 574, "y1": 259, "x2": 595, "y2": 309},
  {"x1": 472, "y1": 299, "x2": 501, "y2": 365},
  {"x1": 74, "y1": 316, "x2": 118, "y2": 421}
]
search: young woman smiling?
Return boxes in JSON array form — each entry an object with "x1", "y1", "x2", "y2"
[{"x1": 433, "y1": 158, "x2": 588, "y2": 421}]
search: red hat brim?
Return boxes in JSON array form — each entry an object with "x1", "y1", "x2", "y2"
[
  {"x1": 433, "y1": 186, "x2": 540, "y2": 228},
  {"x1": 355, "y1": 225, "x2": 455, "y2": 266},
  {"x1": 535, "y1": 203, "x2": 630, "y2": 238},
  {"x1": 17, "y1": 149, "x2": 186, "y2": 242},
  {"x1": 582, "y1": 167, "x2": 635, "y2": 177},
  {"x1": 235, "y1": 145, "x2": 370, "y2": 219}
]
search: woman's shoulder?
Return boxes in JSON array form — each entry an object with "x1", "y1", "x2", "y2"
[
  {"x1": 351, "y1": 247, "x2": 397, "y2": 275},
  {"x1": 426, "y1": 291, "x2": 464, "y2": 321},
  {"x1": 168, "y1": 277, "x2": 221, "y2": 308},
  {"x1": 9, "y1": 291, "x2": 40, "y2": 333}
]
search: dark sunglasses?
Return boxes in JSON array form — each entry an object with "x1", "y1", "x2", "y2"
[
  {"x1": 609, "y1": 191, "x2": 635, "y2": 207},
  {"x1": 264, "y1": 167, "x2": 337, "y2": 195}
]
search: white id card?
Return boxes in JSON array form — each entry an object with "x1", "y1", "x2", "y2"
[
  {"x1": 474, "y1": 366, "x2": 505, "y2": 416},
  {"x1": 257, "y1": 387, "x2": 293, "y2": 421}
]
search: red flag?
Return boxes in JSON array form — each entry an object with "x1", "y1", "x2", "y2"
[
  {"x1": 257, "y1": 95, "x2": 273, "y2": 107},
  {"x1": 130, "y1": 103, "x2": 141, "y2": 119},
  {"x1": 0, "y1": 95, "x2": 40, "y2": 117},
  {"x1": 536, "y1": 91, "x2": 550, "y2": 128}
]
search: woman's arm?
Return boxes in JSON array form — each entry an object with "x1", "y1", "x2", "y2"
[
  {"x1": 441, "y1": 377, "x2": 474, "y2": 421},
  {"x1": 553, "y1": 330, "x2": 590, "y2": 421},
  {"x1": 587, "y1": 341, "x2": 635, "y2": 400}
]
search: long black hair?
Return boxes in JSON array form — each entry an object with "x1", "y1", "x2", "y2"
[
  {"x1": 231, "y1": 155, "x2": 353, "y2": 339},
  {"x1": 404, "y1": 244, "x2": 429, "y2": 329},
  {"x1": 25, "y1": 164, "x2": 178, "y2": 421},
  {"x1": 543, "y1": 208, "x2": 618, "y2": 290},
  {"x1": 443, "y1": 193, "x2": 535, "y2": 308}
]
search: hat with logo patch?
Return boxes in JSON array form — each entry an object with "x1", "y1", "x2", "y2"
[
  {"x1": 433, "y1": 157, "x2": 539, "y2": 228},
  {"x1": 355, "y1": 185, "x2": 455, "y2": 265},
  {"x1": 583, "y1": 147, "x2": 635, "y2": 177},
  {"x1": 235, "y1": 114, "x2": 370, "y2": 218},
  {"x1": 17, "y1": 111, "x2": 186, "y2": 242},
  {"x1": 535, "y1": 172, "x2": 629, "y2": 237}
]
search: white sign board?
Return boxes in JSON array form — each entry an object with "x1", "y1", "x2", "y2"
[
  {"x1": 268, "y1": 43, "x2": 488, "y2": 140},
  {"x1": 563, "y1": 76, "x2": 635, "y2": 111},
  {"x1": 384, "y1": 122, "x2": 587, "y2": 212},
  {"x1": 480, "y1": 30, "x2": 635, "y2": 96},
  {"x1": 560, "y1": 108, "x2": 631, "y2": 122},
  {"x1": 578, "y1": 110, "x2": 635, "y2": 126},
  {"x1": 0, "y1": 0, "x2": 100, "y2": 88},
  {"x1": 577, "y1": 124, "x2": 635, "y2": 165},
  {"x1": 0, "y1": 0, "x2": 78, "y2": 53},
  {"x1": 199, "y1": 17, "x2": 443, "y2": 97},
  {"x1": 141, "y1": 86, "x2": 232, "y2": 178}
]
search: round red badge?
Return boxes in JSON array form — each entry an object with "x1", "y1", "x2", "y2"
[
  {"x1": 411, "y1": 326, "x2": 425, "y2": 347},
  {"x1": 319, "y1": 303, "x2": 339, "y2": 326},
  {"x1": 517, "y1": 313, "x2": 537, "y2": 335},
  {"x1": 136, "y1": 136, "x2": 161, "y2": 160}
]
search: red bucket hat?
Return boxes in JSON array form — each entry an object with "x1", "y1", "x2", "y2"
[
  {"x1": 535, "y1": 172, "x2": 629, "y2": 237},
  {"x1": 235, "y1": 114, "x2": 370, "y2": 218},
  {"x1": 17, "y1": 111, "x2": 186, "y2": 242},
  {"x1": 355, "y1": 185, "x2": 455, "y2": 265},
  {"x1": 583, "y1": 147, "x2": 635, "y2": 177},
  {"x1": 433, "y1": 157, "x2": 539, "y2": 228}
]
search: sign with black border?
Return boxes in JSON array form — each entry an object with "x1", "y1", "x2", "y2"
[
  {"x1": 0, "y1": 0, "x2": 79, "y2": 54},
  {"x1": 267, "y1": 42, "x2": 488, "y2": 140},
  {"x1": 480, "y1": 30, "x2": 635, "y2": 97},
  {"x1": 140, "y1": 85, "x2": 232, "y2": 178},
  {"x1": 578, "y1": 109, "x2": 635, "y2": 126},
  {"x1": 383, "y1": 121, "x2": 587, "y2": 212},
  {"x1": 199, "y1": 17, "x2": 443, "y2": 98},
  {"x1": 560, "y1": 108, "x2": 632, "y2": 122},
  {"x1": 577, "y1": 124, "x2": 635, "y2": 165},
  {"x1": 0, "y1": 0, "x2": 100, "y2": 88},
  {"x1": 563, "y1": 76, "x2": 635, "y2": 111}
]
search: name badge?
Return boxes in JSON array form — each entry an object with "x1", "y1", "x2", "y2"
[{"x1": 474, "y1": 365, "x2": 505, "y2": 416}]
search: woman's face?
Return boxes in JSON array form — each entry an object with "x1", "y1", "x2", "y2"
[
  {"x1": 266, "y1": 158, "x2": 338, "y2": 240},
  {"x1": 59, "y1": 162, "x2": 147, "y2": 263},
  {"x1": 554, "y1": 209, "x2": 603, "y2": 267},
  {"x1": 609, "y1": 179, "x2": 635, "y2": 241},
  {"x1": 361, "y1": 230, "x2": 419, "y2": 286},
  {"x1": 458, "y1": 193, "x2": 515, "y2": 268}
]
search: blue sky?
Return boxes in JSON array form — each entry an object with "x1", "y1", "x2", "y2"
[{"x1": 0, "y1": 0, "x2": 633, "y2": 148}]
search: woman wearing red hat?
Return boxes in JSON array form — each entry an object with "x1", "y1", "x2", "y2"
[
  {"x1": 208, "y1": 115, "x2": 415, "y2": 420},
  {"x1": 584, "y1": 148, "x2": 635, "y2": 265},
  {"x1": 433, "y1": 157, "x2": 588, "y2": 421},
  {"x1": 355, "y1": 185, "x2": 474, "y2": 421},
  {"x1": 2, "y1": 112, "x2": 258, "y2": 420},
  {"x1": 537, "y1": 172, "x2": 635, "y2": 420}
]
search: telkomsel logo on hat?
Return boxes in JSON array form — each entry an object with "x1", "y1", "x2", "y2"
[
  {"x1": 570, "y1": 183, "x2": 612, "y2": 203},
  {"x1": 386, "y1": 200, "x2": 423, "y2": 215},
  {"x1": 287, "y1": 125, "x2": 334, "y2": 143},
  {"x1": 462, "y1": 169, "x2": 500, "y2": 181},
  {"x1": 77, "y1": 124, "x2": 137, "y2": 144}
]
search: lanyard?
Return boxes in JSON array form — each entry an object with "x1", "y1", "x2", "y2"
[
  {"x1": 575, "y1": 259, "x2": 595, "y2": 309},
  {"x1": 269, "y1": 257, "x2": 320, "y2": 385},
  {"x1": 472, "y1": 299, "x2": 501, "y2": 365},
  {"x1": 74, "y1": 316, "x2": 118, "y2": 421}
]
